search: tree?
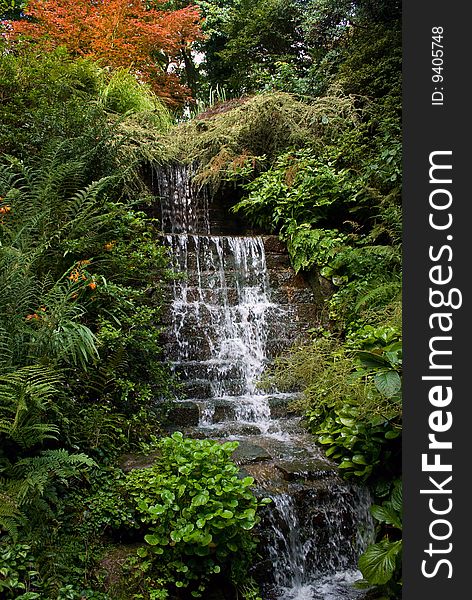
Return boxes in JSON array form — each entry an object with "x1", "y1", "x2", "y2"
[
  {"x1": 0, "y1": 0, "x2": 26, "y2": 20},
  {"x1": 204, "y1": 0, "x2": 306, "y2": 95},
  {"x1": 7, "y1": 0, "x2": 203, "y2": 103},
  {"x1": 302, "y1": 0, "x2": 401, "y2": 49}
]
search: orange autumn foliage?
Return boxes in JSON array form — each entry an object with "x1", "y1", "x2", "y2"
[{"x1": 9, "y1": 0, "x2": 203, "y2": 103}]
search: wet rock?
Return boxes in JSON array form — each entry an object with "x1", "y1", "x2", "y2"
[
  {"x1": 232, "y1": 441, "x2": 271, "y2": 465},
  {"x1": 268, "y1": 268, "x2": 309, "y2": 288},
  {"x1": 268, "y1": 396, "x2": 299, "y2": 419},
  {"x1": 244, "y1": 462, "x2": 285, "y2": 487},
  {"x1": 264, "y1": 252, "x2": 291, "y2": 269},
  {"x1": 270, "y1": 286, "x2": 317, "y2": 305},
  {"x1": 180, "y1": 379, "x2": 214, "y2": 399},
  {"x1": 275, "y1": 459, "x2": 336, "y2": 481},
  {"x1": 167, "y1": 401, "x2": 200, "y2": 426},
  {"x1": 203, "y1": 575, "x2": 236, "y2": 599},
  {"x1": 100, "y1": 544, "x2": 141, "y2": 595},
  {"x1": 294, "y1": 303, "x2": 322, "y2": 324},
  {"x1": 227, "y1": 424, "x2": 263, "y2": 436},
  {"x1": 262, "y1": 236, "x2": 286, "y2": 254},
  {"x1": 212, "y1": 399, "x2": 236, "y2": 422},
  {"x1": 164, "y1": 340, "x2": 213, "y2": 361}
]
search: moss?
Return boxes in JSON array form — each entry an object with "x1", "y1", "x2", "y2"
[{"x1": 156, "y1": 88, "x2": 362, "y2": 190}]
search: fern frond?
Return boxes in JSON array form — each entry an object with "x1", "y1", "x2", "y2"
[
  {"x1": 355, "y1": 280, "x2": 402, "y2": 312},
  {"x1": 0, "y1": 366, "x2": 63, "y2": 448},
  {"x1": 0, "y1": 491, "x2": 21, "y2": 538},
  {"x1": 11, "y1": 449, "x2": 96, "y2": 504},
  {"x1": 0, "y1": 326, "x2": 13, "y2": 374},
  {"x1": 49, "y1": 322, "x2": 99, "y2": 369},
  {"x1": 86, "y1": 346, "x2": 127, "y2": 396}
]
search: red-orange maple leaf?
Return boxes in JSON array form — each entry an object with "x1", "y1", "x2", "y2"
[{"x1": 9, "y1": 0, "x2": 203, "y2": 104}]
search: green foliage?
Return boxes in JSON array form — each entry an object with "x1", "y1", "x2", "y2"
[
  {"x1": 266, "y1": 334, "x2": 401, "y2": 485},
  {"x1": 358, "y1": 480, "x2": 402, "y2": 595},
  {"x1": 211, "y1": 0, "x2": 305, "y2": 94},
  {"x1": 0, "y1": 542, "x2": 43, "y2": 599},
  {"x1": 161, "y1": 89, "x2": 360, "y2": 189},
  {"x1": 0, "y1": 47, "x2": 171, "y2": 178},
  {"x1": 315, "y1": 404, "x2": 400, "y2": 482},
  {"x1": 237, "y1": 579, "x2": 263, "y2": 600},
  {"x1": 359, "y1": 540, "x2": 402, "y2": 586},
  {"x1": 324, "y1": 245, "x2": 401, "y2": 328},
  {"x1": 195, "y1": 0, "x2": 401, "y2": 101},
  {"x1": 267, "y1": 329, "x2": 402, "y2": 592},
  {"x1": 62, "y1": 466, "x2": 137, "y2": 548},
  {"x1": 0, "y1": 366, "x2": 62, "y2": 449},
  {"x1": 355, "y1": 342, "x2": 402, "y2": 401},
  {"x1": 0, "y1": 2, "x2": 402, "y2": 597},
  {"x1": 0, "y1": 46, "x2": 174, "y2": 591},
  {"x1": 124, "y1": 432, "x2": 266, "y2": 597},
  {"x1": 100, "y1": 69, "x2": 167, "y2": 118},
  {"x1": 0, "y1": 449, "x2": 95, "y2": 539},
  {"x1": 233, "y1": 149, "x2": 360, "y2": 230},
  {"x1": 0, "y1": 143, "x2": 173, "y2": 456}
]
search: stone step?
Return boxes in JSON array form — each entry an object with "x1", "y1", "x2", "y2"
[
  {"x1": 166, "y1": 272, "x2": 272, "y2": 289},
  {"x1": 162, "y1": 396, "x2": 300, "y2": 427},
  {"x1": 160, "y1": 306, "x2": 313, "y2": 334},
  {"x1": 170, "y1": 359, "x2": 243, "y2": 381},
  {"x1": 267, "y1": 268, "x2": 310, "y2": 288},
  {"x1": 162, "y1": 285, "x2": 315, "y2": 307},
  {"x1": 163, "y1": 336, "x2": 303, "y2": 362},
  {"x1": 165, "y1": 267, "x2": 310, "y2": 291},
  {"x1": 181, "y1": 378, "x2": 247, "y2": 398},
  {"x1": 167, "y1": 251, "x2": 292, "y2": 273}
]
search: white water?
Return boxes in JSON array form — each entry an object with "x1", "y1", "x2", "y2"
[
  {"x1": 159, "y1": 166, "x2": 373, "y2": 599},
  {"x1": 264, "y1": 489, "x2": 373, "y2": 599},
  {"x1": 279, "y1": 571, "x2": 366, "y2": 600},
  {"x1": 166, "y1": 232, "x2": 286, "y2": 432}
]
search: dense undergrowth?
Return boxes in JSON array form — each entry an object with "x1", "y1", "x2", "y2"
[{"x1": 1, "y1": 1, "x2": 401, "y2": 598}]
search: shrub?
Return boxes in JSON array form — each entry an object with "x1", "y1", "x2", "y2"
[{"x1": 124, "y1": 433, "x2": 268, "y2": 598}]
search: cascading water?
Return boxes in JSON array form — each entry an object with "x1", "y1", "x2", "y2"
[
  {"x1": 165, "y1": 232, "x2": 286, "y2": 432},
  {"x1": 261, "y1": 485, "x2": 373, "y2": 600},
  {"x1": 158, "y1": 165, "x2": 374, "y2": 599}
]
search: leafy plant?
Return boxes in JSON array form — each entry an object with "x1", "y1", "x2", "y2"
[
  {"x1": 358, "y1": 480, "x2": 402, "y2": 595},
  {"x1": 315, "y1": 404, "x2": 400, "y2": 481},
  {"x1": 0, "y1": 542, "x2": 43, "y2": 599},
  {"x1": 0, "y1": 449, "x2": 95, "y2": 538},
  {"x1": 7, "y1": 0, "x2": 202, "y2": 103},
  {"x1": 124, "y1": 433, "x2": 268, "y2": 598},
  {"x1": 354, "y1": 341, "x2": 402, "y2": 402}
]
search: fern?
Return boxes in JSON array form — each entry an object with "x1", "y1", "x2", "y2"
[
  {"x1": 10, "y1": 450, "x2": 96, "y2": 504},
  {"x1": 0, "y1": 366, "x2": 62, "y2": 448},
  {"x1": 86, "y1": 346, "x2": 128, "y2": 396},
  {"x1": 0, "y1": 450, "x2": 95, "y2": 538},
  {"x1": 0, "y1": 486, "x2": 22, "y2": 539},
  {"x1": 355, "y1": 280, "x2": 401, "y2": 312},
  {"x1": 0, "y1": 327, "x2": 13, "y2": 374},
  {"x1": 0, "y1": 156, "x2": 114, "y2": 270}
]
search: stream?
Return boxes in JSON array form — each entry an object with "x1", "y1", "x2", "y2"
[{"x1": 158, "y1": 165, "x2": 374, "y2": 600}]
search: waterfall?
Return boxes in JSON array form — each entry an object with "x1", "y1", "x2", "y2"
[
  {"x1": 158, "y1": 165, "x2": 374, "y2": 599},
  {"x1": 262, "y1": 487, "x2": 373, "y2": 599},
  {"x1": 156, "y1": 164, "x2": 210, "y2": 234},
  {"x1": 165, "y1": 232, "x2": 287, "y2": 432}
]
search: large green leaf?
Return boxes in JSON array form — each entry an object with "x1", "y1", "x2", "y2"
[
  {"x1": 356, "y1": 351, "x2": 391, "y2": 369},
  {"x1": 359, "y1": 540, "x2": 402, "y2": 585},
  {"x1": 374, "y1": 370, "x2": 401, "y2": 398},
  {"x1": 390, "y1": 480, "x2": 403, "y2": 513},
  {"x1": 370, "y1": 505, "x2": 402, "y2": 530}
]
